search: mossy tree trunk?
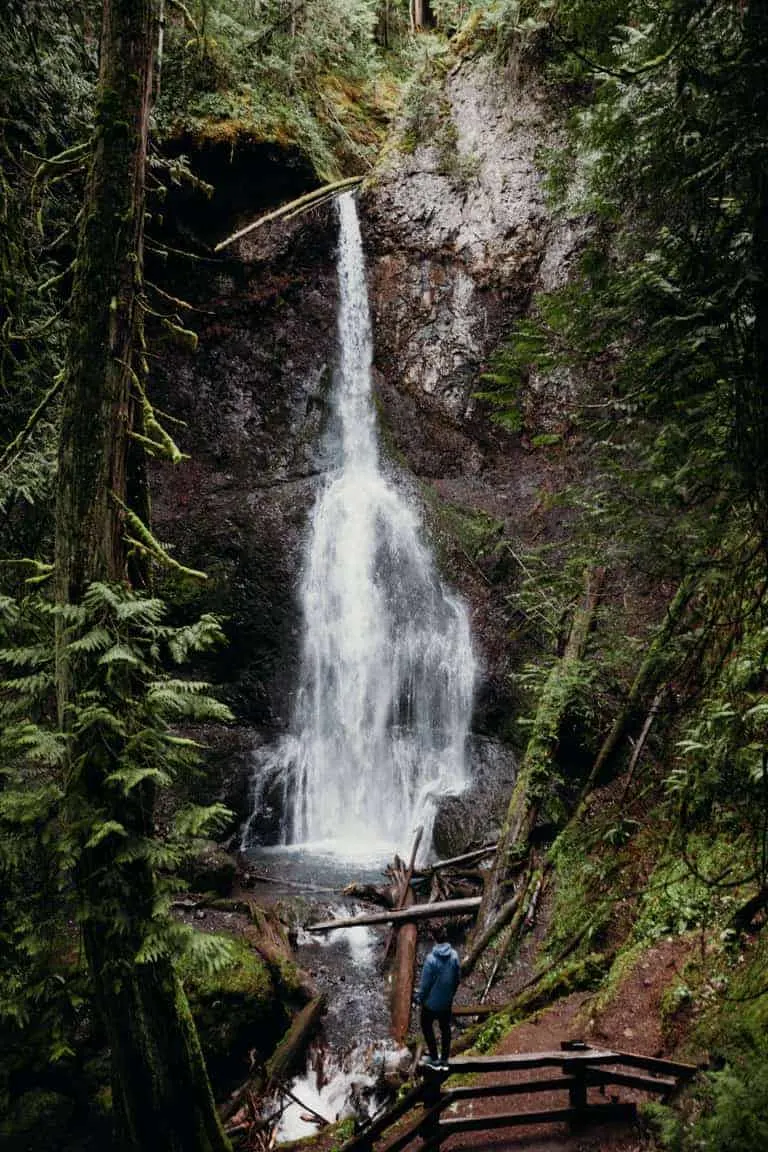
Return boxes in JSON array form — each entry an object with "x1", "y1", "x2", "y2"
[
  {"x1": 473, "y1": 569, "x2": 604, "y2": 939},
  {"x1": 54, "y1": 3, "x2": 229, "y2": 1149}
]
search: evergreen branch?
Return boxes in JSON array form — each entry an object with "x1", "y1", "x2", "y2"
[
  {"x1": 0, "y1": 375, "x2": 63, "y2": 475},
  {"x1": 552, "y1": 0, "x2": 720, "y2": 82},
  {"x1": 112, "y1": 494, "x2": 207, "y2": 581}
]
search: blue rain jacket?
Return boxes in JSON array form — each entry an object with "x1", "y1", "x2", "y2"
[{"x1": 416, "y1": 942, "x2": 460, "y2": 1012}]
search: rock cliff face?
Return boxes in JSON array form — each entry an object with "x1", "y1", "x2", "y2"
[
  {"x1": 362, "y1": 55, "x2": 584, "y2": 734},
  {"x1": 150, "y1": 59, "x2": 585, "y2": 842}
]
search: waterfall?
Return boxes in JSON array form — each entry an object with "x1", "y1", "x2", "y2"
[{"x1": 244, "y1": 193, "x2": 476, "y2": 860}]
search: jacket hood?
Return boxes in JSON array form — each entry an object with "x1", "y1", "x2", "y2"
[{"x1": 433, "y1": 943, "x2": 454, "y2": 958}]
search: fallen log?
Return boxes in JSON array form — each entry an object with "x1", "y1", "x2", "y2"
[
  {"x1": 214, "y1": 176, "x2": 363, "y2": 252},
  {"x1": 266, "y1": 994, "x2": 327, "y2": 1088},
  {"x1": 420, "y1": 844, "x2": 497, "y2": 873},
  {"x1": 306, "y1": 897, "x2": 481, "y2": 933},
  {"x1": 341, "y1": 882, "x2": 397, "y2": 909}
]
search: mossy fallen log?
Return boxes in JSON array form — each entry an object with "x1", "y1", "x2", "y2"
[
  {"x1": 453, "y1": 952, "x2": 612, "y2": 1055},
  {"x1": 265, "y1": 994, "x2": 327, "y2": 1088}
]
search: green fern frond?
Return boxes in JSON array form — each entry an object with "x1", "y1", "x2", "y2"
[
  {"x1": 65, "y1": 627, "x2": 112, "y2": 655},
  {"x1": 84, "y1": 820, "x2": 128, "y2": 850},
  {"x1": 0, "y1": 643, "x2": 53, "y2": 668},
  {"x1": 105, "y1": 765, "x2": 171, "y2": 794},
  {"x1": 98, "y1": 642, "x2": 143, "y2": 667},
  {"x1": 1, "y1": 671, "x2": 54, "y2": 696},
  {"x1": 171, "y1": 802, "x2": 233, "y2": 842}
]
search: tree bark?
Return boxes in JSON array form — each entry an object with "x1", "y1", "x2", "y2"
[
  {"x1": 265, "y1": 995, "x2": 327, "y2": 1088},
  {"x1": 390, "y1": 883, "x2": 417, "y2": 1044},
  {"x1": 54, "y1": 3, "x2": 229, "y2": 1149}
]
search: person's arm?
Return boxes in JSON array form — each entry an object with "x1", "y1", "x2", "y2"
[
  {"x1": 451, "y1": 954, "x2": 461, "y2": 996},
  {"x1": 417, "y1": 956, "x2": 436, "y2": 1005}
]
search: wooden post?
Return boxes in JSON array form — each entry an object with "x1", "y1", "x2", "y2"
[
  {"x1": 564, "y1": 1058, "x2": 588, "y2": 1128},
  {"x1": 421, "y1": 1069, "x2": 443, "y2": 1150}
]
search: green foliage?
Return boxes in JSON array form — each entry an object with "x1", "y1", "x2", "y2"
[
  {"x1": 0, "y1": 580, "x2": 233, "y2": 1111},
  {"x1": 475, "y1": 1011, "x2": 509, "y2": 1052},
  {"x1": 0, "y1": 4, "x2": 97, "y2": 555},
  {"x1": 157, "y1": 0, "x2": 392, "y2": 177}
]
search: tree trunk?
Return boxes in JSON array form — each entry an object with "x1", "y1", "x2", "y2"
[
  {"x1": 265, "y1": 995, "x2": 327, "y2": 1088},
  {"x1": 473, "y1": 569, "x2": 604, "y2": 937},
  {"x1": 390, "y1": 884, "x2": 417, "y2": 1044},
  {"x1": 54, "y1": 3, "x2": 229, "y2": 1149},
  {"x1": 576, "y1": 576, "x2": 693, "y2": 808},
  {"x1": 413, "y1": 0, "x2": 434, "y2": 29}
]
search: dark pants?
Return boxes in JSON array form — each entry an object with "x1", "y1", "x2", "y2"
[{"x1": 420, "y1": 1005, "x2": 452, "y2": 1062}]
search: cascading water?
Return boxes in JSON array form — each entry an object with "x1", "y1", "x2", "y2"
[{"x1": 243, "y1": 192, "x2": 476, "y2": 860}]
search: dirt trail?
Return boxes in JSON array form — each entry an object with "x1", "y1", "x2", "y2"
[{"x1": 439, "y1": 936, "x2": 698, "y2": 1152}]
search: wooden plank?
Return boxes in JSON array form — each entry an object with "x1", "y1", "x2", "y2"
[
  {"x1": 446, "y1": 1077, "x2": 576, "y2": 1102},
  {"x1": 447, "y1": 1049, "x2": 618, "y2": 1074},
  {"x1": 439, "y1": 1102, "x2": 637, "y2": 1133},
  {"x1": 587, "y1": 1068, "x2": 678, "y2": 1095},
  {"x1": 339, "y1": 1083, "x2": 427, "y2": 1152},
  {"x1": 610, "y1": 1049, "x2": 697, "y2": 1079},
  {"x1": 306, "y1": 896, "x2": 481, "y2": 933}
]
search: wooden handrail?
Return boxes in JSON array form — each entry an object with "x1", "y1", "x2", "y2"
[{"x1": 340, "y1": 1045, "x2": 696, "y2": 1152}]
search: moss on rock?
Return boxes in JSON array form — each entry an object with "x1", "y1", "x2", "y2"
[{"x1": 181, "y1": 939, "x2": 288, "y2": 1089}]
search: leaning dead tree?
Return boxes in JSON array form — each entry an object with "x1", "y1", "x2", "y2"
[
  {"x1": 576, "y1": 575, "x2": 694, "y2": 809},
  {"x1": 390, "y1": 828, "x2": 423, "y2": 1044},
  {"x1": 473, "y1": 569, "x2": 605, "y2": 942},
  {"x1": 213, "y1": 176, "x2": 363, "y2": 252}
]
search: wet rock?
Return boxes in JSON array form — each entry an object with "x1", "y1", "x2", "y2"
[{"x1": 432, "y1": 736, "x2": 517, "y2": 858}]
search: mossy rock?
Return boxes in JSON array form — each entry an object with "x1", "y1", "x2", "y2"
[
  {"x1": 1, "y1": 1089, "x2": 75, "y2": 1150},
  {"x1": 181, "y1": 839, "x2": 237, "y2": 896},
  {"x1": 181, "y1": 939, "x2": 289, "y2": 1089}
]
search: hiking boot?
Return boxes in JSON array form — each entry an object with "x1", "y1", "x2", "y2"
[{"x1": 419, "y1": 1056, "x2": 442, "y2": 1071}]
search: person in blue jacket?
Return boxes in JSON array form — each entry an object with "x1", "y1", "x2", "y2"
[{"x1": 414, "y1": 924, "x2": 461, "y2": 1070}]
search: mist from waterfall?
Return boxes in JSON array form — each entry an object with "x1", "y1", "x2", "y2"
[{"x1": 243, "y1": 192, "x2": 476, "y2": 860}]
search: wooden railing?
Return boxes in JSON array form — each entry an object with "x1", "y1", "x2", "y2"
[{"x1": 342, "y1": 1043, "x2": 696, "y2": 1152}]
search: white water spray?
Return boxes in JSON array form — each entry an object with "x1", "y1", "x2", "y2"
[{"x1": 244, "y1": 193, "x2": 476, "y2": 859}]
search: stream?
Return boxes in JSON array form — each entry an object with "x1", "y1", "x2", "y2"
[{"x1": 246, "y1": 846, "x2": 409, "y2": 1141}]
